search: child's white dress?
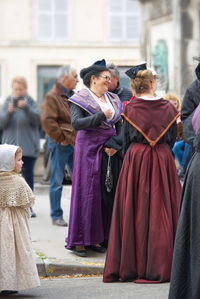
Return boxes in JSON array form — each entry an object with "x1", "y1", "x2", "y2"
[{"x1": 0, "y1": 172, "x2": 40, "y2": 291}]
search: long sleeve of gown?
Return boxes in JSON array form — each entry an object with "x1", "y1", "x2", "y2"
[
  {"x1": 104, "y1": 120, "x2": 123, "y2": 151},
  {"x1": 70, "y1": 102, "x2": 106, "y2": 131}
]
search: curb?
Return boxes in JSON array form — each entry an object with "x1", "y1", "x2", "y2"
[{"x1": 36, "y1": 257, "x2": 104, "y2": 277}]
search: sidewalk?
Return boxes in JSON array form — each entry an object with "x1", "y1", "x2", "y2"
[{"x1": 31, "y1": 183, "x2": 106, "y2": 278}]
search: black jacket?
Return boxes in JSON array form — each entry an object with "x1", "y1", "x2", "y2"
[
  {"x1": 113, "y1": 83, "x2": 132, "y2": 103},
  {"x1": 181, "y1": 79, "x2": 200, "y2": 121}
]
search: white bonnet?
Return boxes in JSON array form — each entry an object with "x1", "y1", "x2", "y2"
[{"x1": 0, "y1": 144, "x2": 20, "y2": 171}]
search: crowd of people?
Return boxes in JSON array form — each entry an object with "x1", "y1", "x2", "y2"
[{"x1": 0, "y1": 57, "x2": 200, "y2": 297}]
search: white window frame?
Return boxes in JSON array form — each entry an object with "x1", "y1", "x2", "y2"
[
  {"x1": 36, "y1": 0, "x2": 69, "y2": 43},
  {"x1": 109, "y1": 0, "x2": 140, "y2": 43}
]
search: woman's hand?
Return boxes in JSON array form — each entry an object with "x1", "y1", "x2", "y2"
[
  {"x1": 103, "y1": 108, "x2": 113, "y2": 120},
  {"x1": 8, "y1": 103, "x2": 15, "y2": 113},
  {"x1": 104, "y1": 147, "x2": 117, "y2": 156}
]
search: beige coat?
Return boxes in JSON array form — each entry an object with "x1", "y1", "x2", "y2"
[{"x1": 0, "y1": 172, "x2": 40, "y2": 291}]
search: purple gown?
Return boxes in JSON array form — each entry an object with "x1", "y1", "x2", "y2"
[{"x1": 65, "y1": 89, "x2": 122, "y2": 249}]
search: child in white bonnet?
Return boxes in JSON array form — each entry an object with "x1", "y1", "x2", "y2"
[{"x1": 0, "y1": 144, "x2": 40, "y2": 295}]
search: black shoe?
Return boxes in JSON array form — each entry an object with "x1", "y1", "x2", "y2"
[
  {"x1": 30, "y1": 207, "x2": 37, "y2": 218},
  {"x1": 100, "y1": 240, "x2": 108, "y2": 249},
  {"x1": 90, "y1": 245, "x2": 106, "y2": 253},
  {"x1": 73, "y1": 250, "x2": 87, "y2": 257},
  {"x1": 0, "y1": 290, "x2": 18, "y2": 295}
]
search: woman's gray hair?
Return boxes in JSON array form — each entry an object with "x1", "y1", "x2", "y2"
[
  {"x1": 107, "y1": 63, "x2": 120, "y2": 78},
  {"x1": 57, "y1": 65, "x2": 76, "y2": 83}
]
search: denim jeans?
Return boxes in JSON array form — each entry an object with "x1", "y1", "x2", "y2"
[
  {"x1": 22, "y1": 156, "x2": 37, "y2": 191},
  {"x1": 181, "y1": 142, "x2": 192, "y2": 170},
  {"x1": 172, "y1": 140, "x2": 192, "y2": 170},
  {"x1": 48, "y1": 138, "x2": 74, "y2": 220},
  {"x1": 172, "y1": 140, "x2": 185, "y2": 166}
]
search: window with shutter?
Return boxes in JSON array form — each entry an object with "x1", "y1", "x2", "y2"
[
  {"x1": 110, "y1": 16, "x2": 123, "y2": 39},
  {"x1": 109, "y1": 0, "x2": 140, "y2": 42},
  {"x1": 37, "y1": 0, "x2": 68, "y2": 42}
]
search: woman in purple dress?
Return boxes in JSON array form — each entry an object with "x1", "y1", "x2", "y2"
[{"x1": 65, "y1": 60, "x2": 123, "y2": 257}]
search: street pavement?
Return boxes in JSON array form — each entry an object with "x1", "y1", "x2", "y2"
[
  {"x1": 14, "y1": 277, "x2": 170, "y2": 299},
  {"x1": 27, "y1": 182, "x2": 170, "y2": 299},
  {"x1": 31, "y1": 182, "x2": 106, "y2": 278}
]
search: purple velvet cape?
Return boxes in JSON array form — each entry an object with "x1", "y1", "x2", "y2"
[{"x1": 66, "y1": 89, "x2": 122, "y2": 249}]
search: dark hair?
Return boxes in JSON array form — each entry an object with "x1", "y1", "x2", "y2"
[{"x1": 80, "y1": 65, "x2": 109, "y2": 88}]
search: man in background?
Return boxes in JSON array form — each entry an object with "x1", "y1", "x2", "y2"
[
  {"x1": 41, "y1": 65, "x2": 78, "y2": 226},
  {"x1": 107, "y1": 63, "x2": 132, "y2": 103}
]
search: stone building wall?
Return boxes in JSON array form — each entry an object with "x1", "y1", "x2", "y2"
[{"x1": 139, "y1": 0, "x2": 200, "y2": 98}]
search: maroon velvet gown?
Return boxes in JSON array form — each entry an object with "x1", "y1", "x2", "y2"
[{"x1": 103, "y1": 98, "x2": 181, "y2": 283}]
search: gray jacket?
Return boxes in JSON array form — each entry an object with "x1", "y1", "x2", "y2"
[{"x1": 0, "y1": 94, "x2": 41, "y2": 157}]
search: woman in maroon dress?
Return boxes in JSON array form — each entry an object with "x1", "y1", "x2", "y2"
[{"x1": 103, "y1": 67, "x2": 181, "y2": 283}]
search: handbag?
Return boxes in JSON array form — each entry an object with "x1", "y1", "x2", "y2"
[{"x1": 105, "y1": 155, "x2": 113, "y2": 192}]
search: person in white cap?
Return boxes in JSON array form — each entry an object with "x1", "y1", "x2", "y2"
[{"x1": 0, "y1": 144, "x2": 40, "y2": 295}]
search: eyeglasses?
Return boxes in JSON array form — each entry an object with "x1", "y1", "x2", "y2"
[{"x1": 99, "y1": 75, "x2": 112, "y2": 83}]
